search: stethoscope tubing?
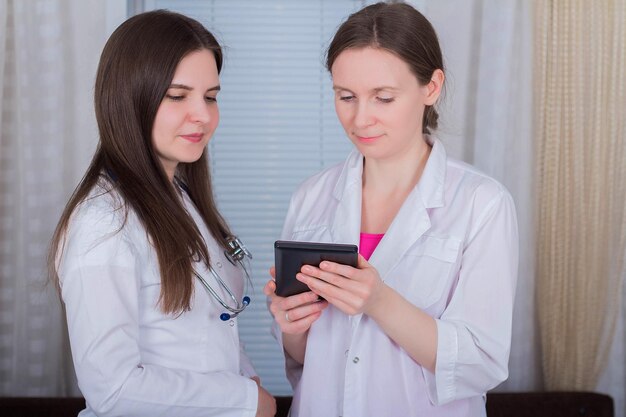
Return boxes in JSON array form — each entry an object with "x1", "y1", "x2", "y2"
[
  {"x1": 194, "y1": 261, "x2": 251, "y2": 320},
  {"x1": 174, "y1": 178, "x2": 252, "y2": 320}
]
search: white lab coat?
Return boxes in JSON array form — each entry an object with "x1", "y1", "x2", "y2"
[
  {"x1": 58, "y1": 180, "x2": 258, "y2": 417},
  {"x1": 278, "y1": 138, "x2": 519, "y2": 417}
]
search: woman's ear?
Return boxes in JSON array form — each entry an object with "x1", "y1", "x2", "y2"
[{"x1": 424, "y1": 69, "x2": 444, "y2": 106}]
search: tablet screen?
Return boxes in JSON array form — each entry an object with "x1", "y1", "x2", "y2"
[{"x1": 274, "y1": 240, "x2": 358, "y2": 297}]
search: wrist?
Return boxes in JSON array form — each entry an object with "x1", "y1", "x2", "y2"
[
  {"x1": 365, "y1": 283, "x2": 394, "y2": 319},
  {"x1": 283, "y1": 329, "x2": 308, "y2": 344},
  {"x1": 282, "y1": 330, "x2": 309, "y2": 364}
]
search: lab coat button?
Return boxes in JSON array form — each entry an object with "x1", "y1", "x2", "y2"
[
  {"x1": 216, "y1": 261, "x2": 223, "y2": 268},
  {"x1": 229, "y1": 320, "x2": 235, "y2": 327},
  {"x1": 352, "y1": 356, "x2": 359, "y2": 364},
  {"x1": 344, "y1": 349, "x2": 349, "y2": 357}
]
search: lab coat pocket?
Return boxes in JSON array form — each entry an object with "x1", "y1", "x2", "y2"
[{"x1": 398, "y1": 235, "x2": 461, "y2": 310}]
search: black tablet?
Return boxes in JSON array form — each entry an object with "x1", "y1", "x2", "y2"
[{"x1": 274, "y1": 240, "x2": 359, "y2": 297}]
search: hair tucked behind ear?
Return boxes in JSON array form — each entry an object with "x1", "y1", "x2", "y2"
[
  {"x1": 48, "y1": 10, "x2": 229, "y2": 314},
  {"x1": 326, "y1": 2, "x2": 444, "y2": 134},
  {"x1": 423, "y1": 106, "x2": 439, "y2": 134}
]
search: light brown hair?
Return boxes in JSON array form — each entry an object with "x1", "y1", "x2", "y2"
[{"x1": 326, "y1": 2, "x2": 444, "y2": 134}]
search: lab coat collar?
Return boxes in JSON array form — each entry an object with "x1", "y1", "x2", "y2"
[
  {"x1": 332, "y1": 149, "x2": 363, "y2": 202},
  {"x1": 417, "y1": 135, "x2": 447, "y2": 209},
  {"x1": 330, "y1": 137, "x2": 448, "y2": 280},
  {"x1": 331, "y1": 136, "x2": 446, "y2": 208},
  {"x1": 329, "y1": 151, "x2": 363, "y2": 248}
]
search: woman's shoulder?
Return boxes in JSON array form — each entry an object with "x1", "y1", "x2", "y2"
[
  {"x1": 281, "y1": 160, "x2": 348, "y2": 236},
  {"x1": 58, "y1": 178, "x2": 141, "y2": 284},
  {"x1": 444, "y1": 157, "x2": 513, "y2": 207},
  {"x1": 71, "y1": 178, "x2": 128, "y2": 230},
  {"x1": 65, "y1": 177, "x2": 146, "y2": 256},
  {"x1": 292, "y1": 151, "x2": 359, "y2": 202},
  {"x1": 298, "y1": 163, "x2": 343, "y2": 193}
]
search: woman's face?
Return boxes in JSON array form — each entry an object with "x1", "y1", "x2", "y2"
[
  {"x1": 152, "y1": 49, "x2": 220, "y2": 180},
  {"x1": 331, "y1": 46, "x2": 440, "y2": 161}
]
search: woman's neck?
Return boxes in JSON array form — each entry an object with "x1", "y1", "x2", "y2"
[
  {"x1": 362, "y1": 140, "x2": 431, "y2": 194},
  {"x1": 360, "y1": 139, "x2": 432, "y2": 234}
]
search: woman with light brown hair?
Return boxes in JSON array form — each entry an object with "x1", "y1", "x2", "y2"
[
  {"x1": 265, "y1": 2, "x2": 518, "y2": 416},
  {"x1": 49, "y1": 10, "x2": 275, "y2": 417}
]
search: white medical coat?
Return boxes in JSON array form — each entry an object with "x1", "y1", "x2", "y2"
[
  {"x1": 58, "y1": 180, "x2": 258, "y2": 416},
  {"x1": 278, "y1": 139, "x2": 519, "y2": 417}
]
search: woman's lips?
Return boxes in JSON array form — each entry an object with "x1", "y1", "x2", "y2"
[
  {"x1": 355, "y1": 134, "x2": 383, "y2": 143},
  {"x1": 180, "y1": 133, "x2": 203, "y2": 143}
]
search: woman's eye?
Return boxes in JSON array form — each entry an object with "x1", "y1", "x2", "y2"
[
  {"x1": 377, "y1": 97, "x2": 394, "y2": 103},
  {"x1": 166, "y1": 94, "x2": 185, "y2": 101},
  {"x1": 205, "y1": 96, "x2": 217, "y2": 103},
  {"x1": 339, "y1": 95, "x2": 355, "y2": 102}
]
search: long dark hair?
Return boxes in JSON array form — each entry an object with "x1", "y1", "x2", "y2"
[
  {"x1": 326, "y1": 2, "x2": 444, "y2": 134},
  {"x1": 48, "y1": 10, "x2": 230, "y2": 314}
]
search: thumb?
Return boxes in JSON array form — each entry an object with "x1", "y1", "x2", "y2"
[{"x1": 357, "y1": 253, "x2": 370, "y2": 269}]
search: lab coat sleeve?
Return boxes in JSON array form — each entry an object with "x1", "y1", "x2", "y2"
[
  {"x1": 422, "y1": 190, "x2": 519, "y2": 405},
  {"x1": 270, "y1": 191, "x2": 305, "y2": 388},
  {"x1": 59, "y1": 202, "x2": 258, "y2": 417},
  {"x1": 239, "y1": 343, "x2": 257, "y2": 378}
]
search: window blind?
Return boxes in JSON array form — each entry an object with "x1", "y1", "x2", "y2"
[{"x1": 141, "y1": 0, "x2": 373, "y2": 394}]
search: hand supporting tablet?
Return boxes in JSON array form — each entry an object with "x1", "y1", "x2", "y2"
[{"x1": 274, "y1": 240, "x2": 358, "y2": 297}]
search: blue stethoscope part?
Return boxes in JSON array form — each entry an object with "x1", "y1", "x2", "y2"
[
  {"x1": 194, "y1": 236, "x2": 253, "y2": 321},
  {"x1": 219, "y1": 296, "x2": 251, "y2": 321},
  {"x1": 195, "y1": 266, "x2": 251, "y2": 321}
]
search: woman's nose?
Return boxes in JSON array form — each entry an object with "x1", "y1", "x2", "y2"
[
  {"x1": 353, "y1": 102, "x2": 375, "y2": 128},
  {"x1": 189, "y1": 98, "x2": 211, "y2": 124}
]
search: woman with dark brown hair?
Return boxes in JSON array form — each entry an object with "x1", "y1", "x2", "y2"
[
  {"x1": 264, "y1": 2, "x2": 518, "y2": 416},
  {"x1": 49, "y1": 10, "x2": 275, "y2": 417}
]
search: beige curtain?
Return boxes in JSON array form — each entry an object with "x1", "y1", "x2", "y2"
[{"x1": 535, "y1": 0, "x2": 626, "y2": 390}]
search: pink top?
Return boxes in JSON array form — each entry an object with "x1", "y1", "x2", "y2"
[{"x1": 359, "y1": 232, "x2": 385, "y2": 261}]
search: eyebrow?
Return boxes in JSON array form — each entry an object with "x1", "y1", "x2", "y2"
[
  {"x1": 169, "y1": 83, "x2": 221, "y2": 92},
  {"x1": 332, "y1": 85, "x2": 399, "y2": 93}
]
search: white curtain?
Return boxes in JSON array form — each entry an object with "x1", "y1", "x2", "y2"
[
  {"x1": 432, "y1": 2, "x2": 624, "y2": 415},
  {"x1": 0, "y1": 0, "x2": 114, "y2": 396},
  {"x1": 424, "y1": 0, "x2": 538, "y2": 392}
]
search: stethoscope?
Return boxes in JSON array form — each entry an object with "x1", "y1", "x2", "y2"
[
  {"x1": 104, "y1": 169, "x2": 252, "y2": 322},
  {"x1": 171, "y1": 177, "x2": 253, "y2": 322},
  {"x1": 194, "y1": 235, "x2": 252, "y2": 321}
]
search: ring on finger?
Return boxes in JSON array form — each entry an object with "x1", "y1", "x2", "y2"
[{"x1": 285, "y1": 311, "x2": 291, "y2": 322}]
